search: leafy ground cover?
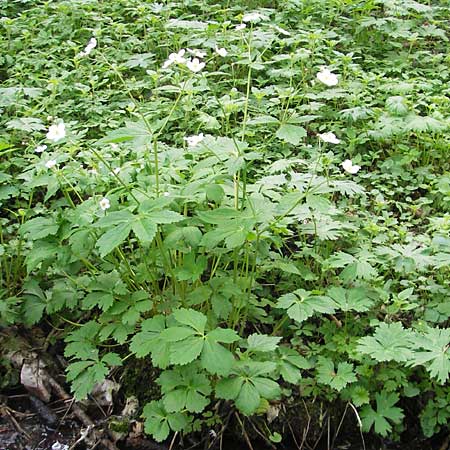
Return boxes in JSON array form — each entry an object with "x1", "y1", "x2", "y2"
[{"x1": 1, "y1": 0, "x2": 449, "y2": 448}]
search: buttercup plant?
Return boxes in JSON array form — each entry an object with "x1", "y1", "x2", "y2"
[{"x1": 1, "y1": 0, "x2": 449, "y2": 448}]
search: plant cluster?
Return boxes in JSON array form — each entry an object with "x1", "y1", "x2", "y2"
[{"x1": 1, "y1": 0, "x2": 449, "y2": 445}]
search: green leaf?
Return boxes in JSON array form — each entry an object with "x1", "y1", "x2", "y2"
[
  {"x1": 277, "y1": 289, "x2": 335, "y2": 323},
  {"x1": 130, "y1": 316, "x2": 168, "y2": 364},
  {"x1": 235, "y1": 381, "x2": 261, "y2": 416},
  {"x1": 96, "y1": 222, "x2": 132, "y2": 257},
  {"x1": 357, "y1": 322, "x2": 414, "y2": 362},
  {"x1": 98, "y1": 120, "x2": 153, "y2": 145},
  {"x1": 327, "y1": 287, "x2": 374, "y2": 312},
  {"x1": 22, "y1": 295, "x2": 47, "y2": 326},
  {"x1": 361, "y1": 392, "x2": 404, "y2": 436},
  {"x1": 148, "y1": 210, "x2": 185, "y2": 224},
  {"x1": 161, "y1": 326, "x2": 197, "y2": 342},
  {"x1": 386, "y1": 96, "x2": 409, "y2": 116},
  {"x1": 207, "y1": 328, "x2": 240, "y2": 344},
  {"x1": 20, "y1": 217, "x2": 59, "y2": 240},
  {"x1": 170, "y1": 336, "x2": 204, "y2": 365},
  {"x1": 276, "y1": 124, "x2": 307, "y2": 145},
  {"x1": 316, "y1": 357, "x2": 357, "y2": 391},
  {"x1": 82, "y1": 292, "x2": 114, "y2": 311},
  {"x1": 132, "y1": 217, "x2": 157, "y2": 244},
  {"x1": 246, "y1": 334, "x2": 281, "y2": 352},
  {"x1": 215, "y1": 377, "x2": 244, "y2": 400},
  {"x1": 277, "y1": 347, "x2": 311, "y2": 384},
  {"x1": 143, "y1": 401, "x2": 171, "y2": 442},
  {"x1": 172, "y1": 308, "x2": 207, "y2": 333},
  {"x1": 251, "y1": 377, "x2": 281, "y2": 399},
  {"x1": 407, "y1": 327, "x2": 450, "y2": 384},
  {"x1": 201, "y1": 337, "x2": 235, "y2": 375}
]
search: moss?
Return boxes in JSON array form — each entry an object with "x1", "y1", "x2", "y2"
[
  {"x1": 119, "y1": 357, "x2": 161, "y2": 406},
  {"x1": 109, "y1": 419, "x2": 130, "y2": 434}
]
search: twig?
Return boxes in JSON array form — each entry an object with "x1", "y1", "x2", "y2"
[
  {"x1": 235, "y1": 412, "x2": 254, "y2": 450},
  {"x1": 247, "y1": 418, "x2": 276, "y2": 449},
  {"x1": 169, "y1": 431, "x2": 178, "y2": 450},
  {"x1": 3, "y1": 407, "x2": 32, "y2": 441},
  {"x1": 330, "y1": 403, "x2": 348, "y2": 449},
  {"x1": 299, "y1": 399, "x2": 312, "y2": 450},
  {"x1": 68, "y1": 425, "x2": 93, "y2": 450},
  {"x1": 348, "y1": 403, "x2": 366, "y2": 450},
  {"x1": 439, "y1": 434, "x2": 450, "y2": 450}
]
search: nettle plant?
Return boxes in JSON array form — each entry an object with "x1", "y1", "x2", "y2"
[{"x1": 1, "y1": 0, "x2": 449, "y2": 444}]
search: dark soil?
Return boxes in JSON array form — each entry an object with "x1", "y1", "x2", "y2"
[{"x1": 1, "y1": 386, "x2": 446, "y2": 450}]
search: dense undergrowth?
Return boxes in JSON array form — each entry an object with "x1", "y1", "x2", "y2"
[{"x1": 1, "y1": 0, "x2": 449, "y2": 447}]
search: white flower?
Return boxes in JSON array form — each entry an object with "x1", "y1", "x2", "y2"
[
  {"x1": 186, "y1": 57, "x2": 205, "y2": 73},
  {"x1": 242, "y1": 12, "x2": 264, "y2": 23},
  {"x1": 235, "y1": 24, "x2": 246, "y2": 31},
  {"x1": 342, "y1": 159, "x2": 361, "y2": 174},
  {"x1": 46, "y1": 122, "x2": 66, "y2": 142},
  {"x1": 318, "y1": 132, "x2": 340, "y2": 144},
  {"x1": 316, "y1": 67, "x2": 338, "y2": 87},
  {"x1": 162, "y1": 49, "x2": 186, "y2": 68},
  {"x1": 184, "y1": 133, "x2": 204, "y2": 147},
  {"x1": 77, "y1": 37, "x2": 97, "y2": 57},
  {"x1": 187, "y1": 48, "x2": 206, "y2": 58},
  {"x1": 35, "y1": 144, "x2": 47, "y2": 153},
  {"x1": 215, "y1": 46, "x2": 228, "y2": 57},
  {"x1": 99, "y1": 197, "x2": 111, "y2": 210},
  {"x1": 113, "y1": 167, "x2": 121, "y2": 175},
  {"x1": 45, "y1": 159, "x2": 57, "y2": 169},
  {"x1": 163, "y1": 191, "x2": 170, "y2": 197},
  {"x1": 88, "y1": 168, "x2": 98, "y2": 175}
]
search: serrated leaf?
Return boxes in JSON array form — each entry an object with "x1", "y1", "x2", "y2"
[
  {"x1": 276, "y1": 124, "x2": 307, "y2": 145},
  {"x1": 407, "y1": 327, "x2": 450, "y2": 384},
  {"x1": 96, "y1": 222, "x2": 132, "y2": 257},
  {"x1": 357, "y1": 322, "x2": 414, "y2": 362},
  {"x1": 201, "y1": 337, "x2": 235, "y2": 375},
  {"x1": 247, "y1": 334, "x2": 281, "y2": 352},
  {"x1": 173, "y1": 308, "x2": 207, "y2": 333},
  {"x1": 20, "y1": 217, "x2": 59, "y2": 240},
  {"x1": 235, "y1": 381, "x2": 261, "y2": 416},
  {"x1": 361, "y1": 392, "x2": 404, "y2": 436},
  {"x1": 207, "y1": 328, "x2": 240, "y2": 343},
  {"x1": 317, "y1": 357, "x2": 357, "y2": 391},
  {"x1": 170, "y1": 336, "x2": 204, "y2": 365},
  {"x1": 277, "y1": 289, "x2": 335, "y2": 323},
  {"x1": 215, "y1": 377, "x2": 244, "y2": 400},
  {"x1": 132, "y1": 217, "x2": 157, "y2": 244},
  {"x1": 327, "y1": 287, "x2": 374, "y2": 312}
]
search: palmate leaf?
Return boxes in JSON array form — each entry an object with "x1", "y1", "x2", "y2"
[
  {"x1": 158, "y1": 366, "x2": 211, "y2": 413},
  {"x1": 361, "y1": 392, "x2": 404, "y2": 436},
  {"x1": 407, "y1": 327, "x2": 450, "y2": 384},
  {"x1": 277, "y1": 347, "x2": 311, "y2": 384},
  {"x1": 143, "y1": 400, "x2": 189, "y2": 442},
  {"x1": 404, "y1": 114, "x2": 446, "y2": 133},
  {"x1": 130, "y1": 316, "x2": 170, "y2": 368},
  {"x1": 357, "y1": 322, "x2": 414, "y2": 362},
  {"x1": 327, "y1": 286, "x2": 374, "y2": 312},
  {"x1": 159, "y1": 309, "x2": 240, "y2": 374},
  {"x1": 316, "y1": 357, "x2": 357, "y2": 391},
  {"x1": 215, "y1": 360, "x2": 281, "y2": 416},
  {"x1": 276, "y1": 124, "x2": 307, "y2": 145},
  {"x1": 277, "y1": 289, "x2": 336, "y2": 323}
]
